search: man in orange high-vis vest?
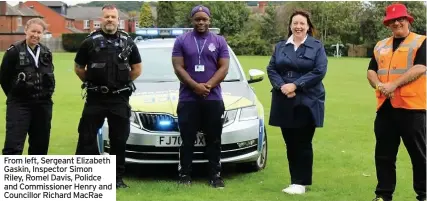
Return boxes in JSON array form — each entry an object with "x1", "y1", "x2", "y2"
[{"x1": 367, "y1": 3, "x2": 426, "y2": 201}]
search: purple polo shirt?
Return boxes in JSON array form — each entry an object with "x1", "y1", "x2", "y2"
[{"x1": 172, "y1": 31, "x2": 229, "y2": 101}]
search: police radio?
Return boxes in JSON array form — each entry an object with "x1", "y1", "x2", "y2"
[{"x1": 118, "y1": 44, "x2": 133, "y2": 61}]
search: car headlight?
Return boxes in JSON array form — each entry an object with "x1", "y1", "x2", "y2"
[
  {"x1": 130, "y1": 111, "x2": 141, "y2": 128},
  {"x1": 223, "y1": 109, "x2": 237, "y2": 127},
  {"x1": 239, "y1": 105, "x2": 258, "y2": 121}
]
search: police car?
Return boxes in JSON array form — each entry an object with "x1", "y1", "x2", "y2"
[{"x1": 98, "y1": 28, "x2": 268, "y2": 172}]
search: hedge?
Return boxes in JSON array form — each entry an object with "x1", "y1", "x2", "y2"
[
  {"x1": 62, "y1": 33, "x2": 367, "y2": 57},
  {"x1": 61, "y1": 33, "x2": 138, "y2": 52}
]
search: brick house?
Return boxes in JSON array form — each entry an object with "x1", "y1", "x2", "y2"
[
  {"x1": 23, "y1": 1, "x2": 83, "y2": 38},
  {"x1": 66, "y1": 6, "x2": 135, "y2": 33},
  {"x1": 0, "y1": 1, "x2": 43, "y2": 50}
]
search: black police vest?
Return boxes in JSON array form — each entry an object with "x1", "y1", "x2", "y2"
[
  {"x1": 11, "y1": 41, "x2": 55, "y2": 99},
  {"x1": 86, "y1": 31, "x2": 132, "y2": 88}
]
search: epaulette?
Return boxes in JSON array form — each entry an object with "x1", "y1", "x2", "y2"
[
  {"x1": 118, "y1": 30, "x2": 130, "y2": 37},
  {"x1": 86, "y1": 29, "x2": 101, "y2": 38},
  {"x1": 117, "y1": 30, "x2": 130, "y2": 41},
  {"x1": 6, "y1": 45, "x2": 15, "y2": 51}
]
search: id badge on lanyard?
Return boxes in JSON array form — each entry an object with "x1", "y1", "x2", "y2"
[
  {"x1": 26, "y1": 45, "x2": 40, "y2": 68},
  {"x1": 194, "y1": 37, "x2": 207, "y2": 72}
]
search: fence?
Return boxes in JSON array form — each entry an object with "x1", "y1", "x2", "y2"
[{"x1": 40, "y1": 37, "x2": 64, "y2": 52}]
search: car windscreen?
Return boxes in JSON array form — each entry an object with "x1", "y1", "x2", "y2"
[{"x1": 135, "y1": 46, "x2": 243, "y2": 82}]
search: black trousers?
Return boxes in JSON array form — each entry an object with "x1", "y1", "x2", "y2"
[
  {"x1": 374, "y1": 101, "x2": 426, "y2": 201},
  {"x1": 280, "y1": 126, "x2": 315, "y2": 186},
  {"x1": 2, "y1": 98, "x2": 53, "y2": 155},
  {"x1": 279, "y1": 105, "x2": 316, "y2": 186},
  {"x1": 177, "y1": 100, "x2": 225, "y2": 177},
  {"x1": 75, "y1": 96, "x2": 131, "y2": 179}
]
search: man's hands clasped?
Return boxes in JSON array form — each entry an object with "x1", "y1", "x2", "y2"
[
  {"x1": 281, "y1": 83, "x2": 297, "y2": 98},
  {"x1": 193, "y1": 83, "x2": 212, "y2": 97},
  {"x1": 377, "y1": 82, "x2": 397, "y2": 98}
]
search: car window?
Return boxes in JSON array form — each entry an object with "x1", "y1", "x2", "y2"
[{"x1": 135, "y1": 46, "x2": 242, "y2": 82}]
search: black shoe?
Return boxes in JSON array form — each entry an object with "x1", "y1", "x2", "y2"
[
  {"x1": 116, "y1": 178, "x2": 129, "y2": 189},
  {"x1": 209, "y1": 176, "x2": 225, "y2": 188},
  {"x1": 178, "y1": 175, "x2": 191, "y2": 186},
  {"x1": 372, "y1": 196, "x2": 391, "y2": 201}
]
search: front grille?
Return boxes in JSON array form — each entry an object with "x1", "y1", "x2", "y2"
[
  {"x1": 104, "y1": 142, "x2": 258, "y2": 161},
  {"x1": 139, "y1": 113, "x2": 179, "y2": 132},
  {"x1": 138, "y1": 112, "x2": 229, "y2": 132}
]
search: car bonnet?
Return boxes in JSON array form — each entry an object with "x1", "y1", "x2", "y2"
[{"x1": 129, "y1": 82, "x2": 255, "y2": 116}]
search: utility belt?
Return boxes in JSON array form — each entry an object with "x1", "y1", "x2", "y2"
[{"x1": 81, "y1": 82, "x2": 135, "y2": 96}]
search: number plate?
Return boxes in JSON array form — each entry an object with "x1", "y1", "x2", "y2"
[{"x1": 156, "y1": 134, "x2": 205, "y2": 147}]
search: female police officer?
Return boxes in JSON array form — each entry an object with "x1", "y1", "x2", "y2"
[
  {"x1": 266, "y1": 10, "x2": 327, "y2": 194},
  {"x1": 0, "y1": 18, "x2": 55, "y2": 155}
]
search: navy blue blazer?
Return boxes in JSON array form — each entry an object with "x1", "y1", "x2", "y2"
[{"x1": 267, "y1": 35, "x2": 328, "y2": 128}]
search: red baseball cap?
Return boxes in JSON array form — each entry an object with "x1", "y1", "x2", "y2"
[{"x1": 383, "y1": 3, "x2": 414, "y2": 25}]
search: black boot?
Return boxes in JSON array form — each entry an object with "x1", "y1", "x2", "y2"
[
  {"x1": 209, "y1": 174, "x2": 225, "y2": 188},
  {"x1": 178, "y1": 175, "x2": 191, "y2": 186},
  {"x1": 116, "y1": 178, "x2": 129, "y2": 189}
]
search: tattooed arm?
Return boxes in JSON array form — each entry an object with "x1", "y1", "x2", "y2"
[
  {"x1": 392, "y1": 64, "x2": 426, "y2": 87},
  {"x1": 393, "y1": 39, "x2": 426, "y2": 87}
]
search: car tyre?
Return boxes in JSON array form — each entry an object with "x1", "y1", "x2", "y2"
[{"x1": 238, "y1": 128, "x2": 268, "y2": 172}]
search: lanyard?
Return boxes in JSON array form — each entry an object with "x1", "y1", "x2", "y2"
[
  {"x1": 193, "y1": 37, "x2": 207, "y2": 64},
  {"x1": 26, "y1": 45, "x2": 40, "y2": 68}
]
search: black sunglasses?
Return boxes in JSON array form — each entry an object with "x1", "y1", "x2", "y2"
[{"x1": 387, "y1": 17, "x2": 407, "y2": 24}]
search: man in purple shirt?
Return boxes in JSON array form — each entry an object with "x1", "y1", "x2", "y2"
[{"x1": 172, "y1": 5, "x2": 230, "y2": 188}]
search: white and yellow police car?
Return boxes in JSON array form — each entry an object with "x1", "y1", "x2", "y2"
[{"x1": 98, "y1": 28, "x2": 267, "y2": 172}]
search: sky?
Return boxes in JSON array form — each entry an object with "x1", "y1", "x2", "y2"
[{"x1": 7, "y1": 0, "x2": 92, "y2": 6}]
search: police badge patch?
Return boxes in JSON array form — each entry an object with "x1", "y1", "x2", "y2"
[{"x1": 208, "y1": 43, "x2": 216, "y2": 52}]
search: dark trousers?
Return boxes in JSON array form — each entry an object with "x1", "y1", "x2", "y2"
[
  {"x1": 177, "y1": 100, "x2": 225, "y2": 178},
  {"x1": 374, "y1": 102, "x2": 426, "y2": 201},
  {"x1": 2, "y1": 98, "x2": 53, "y2": 155},
  {"x1": 279, "y1": 105, "x2": 316, "y2": 185},
  {"x1": 75, "y1": 97, "x2": 131, "y2": 179},
  {"x1": 280, "y1": 126, "x2": 315, "y2": 186}
]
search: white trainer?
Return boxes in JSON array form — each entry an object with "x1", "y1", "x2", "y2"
[{"x1": 281, "y1": 184, "x2": 306, "y2": 194}]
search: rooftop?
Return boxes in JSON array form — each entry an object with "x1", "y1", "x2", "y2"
[{"x1": 66, "y1": 6, "x2": 129, "y2": 20}]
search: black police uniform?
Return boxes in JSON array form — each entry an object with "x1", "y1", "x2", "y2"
[
  {"x1": 0, "y1": 40, "x2": 55, "y2": 155},
  {"x1": 74, "y1": 29, "x2": 141, "y2": 188}
]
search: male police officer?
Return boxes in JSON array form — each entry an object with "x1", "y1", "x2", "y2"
[
  {"x1": 172, "y1": 5, "x2": 230, "y2": 188},
  {"x1": 74, "y1": 4, "x2": 142, "y2": 189},
  {"x1": 367, "y1": 3, "x2": 426, "y2": 201},
  {"x1": 0, "y1": 18, "x2": 55, "y2": 155}
]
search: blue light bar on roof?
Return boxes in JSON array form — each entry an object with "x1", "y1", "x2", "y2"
[{"x1": 135, "y1": 28, "x2": 221, "y2": 37}]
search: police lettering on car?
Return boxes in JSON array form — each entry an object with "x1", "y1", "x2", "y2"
[
  {"x1": 73, "y1": 4, "x2": 142, "y2": 189},
  {"x1": 0, "y1": 18, "x2": 55, "y2": 155},
  {"x1": 171, "y1": 5, "x2": 230, "y2": 188}
]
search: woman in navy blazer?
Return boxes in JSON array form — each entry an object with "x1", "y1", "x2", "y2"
[{"x1": 266, "y1": 10, "x2": 328, "y2": 195}]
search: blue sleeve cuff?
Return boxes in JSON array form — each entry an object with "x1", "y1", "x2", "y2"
[{"x1": 293, "y1": 81, "x2": 305, "y2": 89}]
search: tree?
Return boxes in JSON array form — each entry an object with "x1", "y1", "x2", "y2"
[
  {"x1": 76, "y1": 1, "x2": 143, "y2": 12},
  {"x1": 157, "y1": 1, "x2": 176, "y2": 28},
  {"x1": 260, "y1": 5, "x2": 281, "y2": 44},
  {"x1": 172, "y1": 1, "x2": 250, "y2": 36},
  {"x1": 128, "y1": 10, "x2": 138, "y2": 23},
  {"x1": 139, "y1": 2, "x2": 154, "y2": 28}
]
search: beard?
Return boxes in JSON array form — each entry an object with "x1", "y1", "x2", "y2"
[{"x1": 103, "y1": 23, "x2": 117, "y2": 34}]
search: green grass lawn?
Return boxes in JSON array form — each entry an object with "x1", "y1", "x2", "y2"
[{"x1": 0, "y1": 52, "x2": 416, "y2": 201}]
